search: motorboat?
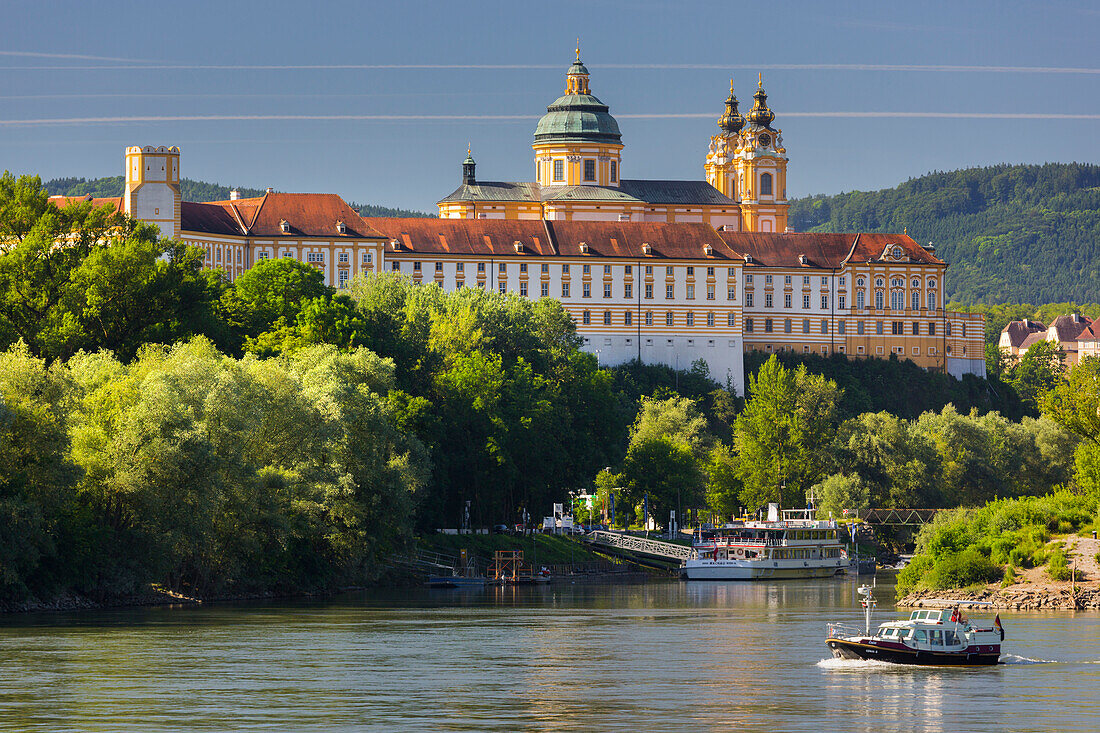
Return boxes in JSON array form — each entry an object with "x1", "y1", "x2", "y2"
[{"x1": 826, "y1": 586, "x2": 1004, "y2": 665}]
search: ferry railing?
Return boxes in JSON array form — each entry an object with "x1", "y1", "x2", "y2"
[{"x1": 826, "y1": 623, "x2": 865, "y2": 639}]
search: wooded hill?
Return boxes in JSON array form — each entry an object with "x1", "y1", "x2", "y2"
[
  {"x1": 788, "y1": 163, "x2": 1100, "y2": 305},
  {"x1": 43, "y1": 176, "x2": 433, "y2": 218}
]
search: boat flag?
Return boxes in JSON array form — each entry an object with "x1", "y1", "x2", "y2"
[{"x1": 994, "y1": 614, "x2": 1005, "y2": 640}]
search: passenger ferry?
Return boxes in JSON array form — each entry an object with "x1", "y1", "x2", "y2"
[
  {"x1": 826, "y1": 586, "x2": 1004, "y2": 665},
  {"x1": 681, "y1": 502, "x2": 848, "y2": 580}
]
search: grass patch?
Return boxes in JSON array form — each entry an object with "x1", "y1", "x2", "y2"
[{"x1": 1046, "y1": 544, "x2": 1071, "y2": 581}]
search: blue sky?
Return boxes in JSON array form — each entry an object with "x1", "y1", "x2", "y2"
[{"x1": 2, "y1": 0, "x2": 1098, "y2": 212}]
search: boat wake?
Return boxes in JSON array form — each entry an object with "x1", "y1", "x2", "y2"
[
  {"x1": 817, "y1": 657, "x2": 910, "y2": 671},
  {"x1": 1000, "y1": 654, "x2": 1058, "y2": 665}
]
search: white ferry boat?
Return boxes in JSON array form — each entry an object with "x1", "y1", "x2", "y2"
[
  {"x1": 681, "y1": 502, "x2": 848, "y2": 580},
  {"x1": 826, "y1": 587, "x2": 1004, "y2": 665}
]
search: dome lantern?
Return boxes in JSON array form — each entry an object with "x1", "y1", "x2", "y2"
[
  {"x1": 718, "y1": 79, "x2": 745, "y2": 135},
  {"x1": 747, "y1": 73, "x2": 775, "y2": 129}
]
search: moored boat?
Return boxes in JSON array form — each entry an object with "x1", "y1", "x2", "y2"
[
  {"x1": 826, "y1": 586, "x2": 1004, "y2": 666},
  {"x1": 681, "y1": 501, "x2": 848, "y2": 580}
]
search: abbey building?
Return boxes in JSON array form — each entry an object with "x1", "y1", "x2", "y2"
[{"x1": 51, "y1": 52, "x2": 986, "y2": 393}]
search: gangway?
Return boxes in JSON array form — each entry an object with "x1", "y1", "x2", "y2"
[{"x1": 583, "y1": 531, "x2": 692, "y2": 561}]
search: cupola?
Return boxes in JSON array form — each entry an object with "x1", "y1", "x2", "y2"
[
  {"x1": 747, "y1": 74, "x2": 776, "y2": 129},
  {"x1": 717, "y1": 79, "x2": 745, "y2": 135},
  {"x1": 462, "y1": 147, "x2": 476, "y2": 185}
]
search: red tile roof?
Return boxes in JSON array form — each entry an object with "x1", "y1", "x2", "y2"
[
  {"x1": 1019, "y1": 332, "x2": 1047, "y2": 351},
  {"x1": 716, "y1": 231, "x2": 943, "y2": 268},
  {"x1": 48, "y1": 195, "x2": 123, "y2": 213},
  {"x1": 547, "y1": 221, "x2": 738, "y2": 260},
  {"x1": 1048, "y1": 314, "x2": 1094, "y2": 344},
  {"x1": 1001, "y1": 319, "x2": 1046, "y2": 348},
  {"x1": 181, "y1": 193, "x2": 385, "y2": 239},
  {"x1": 363, "y1": 218, "x2": 556, "y2": 256}
]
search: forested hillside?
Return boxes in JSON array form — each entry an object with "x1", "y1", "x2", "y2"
[
  {"x1": 788, "y1": 163, "x2": 1100, "y2": 305},
  {"x1": 44, "y1": 176, "x2": 432, "y2": 218}
]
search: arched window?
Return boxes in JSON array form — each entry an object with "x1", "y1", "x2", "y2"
[
  {"x1": 891, "y1": 277, "x2": 903, "y2": 287},
  {"x1": 890, "y1": 291, "x2": 902, "y2": 310},
  {"x1": 911, "y1": 278, "x2": 920, "y2": 288},
  {"x1": 875, "y1": 291, "x2": 884, "y2": 310},
  {"x1": 857, "y1": 290, "x2": 865, "y2": 309},
  {"x1": 912, "y1": 291, "x2": 920, "y2": 310},
  {"x1": 927, "y1": 278, "x2": 937, "y2": 288},
  {"x1": 927, "y1": 291, "x2": 936, "y2": 310},
  {"x1": 875, "y1": 278, "x2": 884, "y2": 287},
  {"x1": 856, "y1": 278, "x2": 865, "y2": 287},
  {"x1": 760, "y1": 172, "x2": 773, "y2": 196}
]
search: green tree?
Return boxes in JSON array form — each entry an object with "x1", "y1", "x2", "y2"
[
  {"x1": 812, "y1": 473, "x2": 871, "y2": 520},
  {"x1": 619, "y1": 436, "x2": 703, "y2": 525},
  {"x1": 1009, "y1": 340, "x2": 1066, "y2": 410},
  {"x1": 703, "y1": 443, "x2": 741, "y2": 520}
]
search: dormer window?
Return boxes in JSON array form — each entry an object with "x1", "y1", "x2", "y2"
[
  {"x1": 892, "y1": 246, "x2": 903, "y2": 258},
  {"x1": 703, "y1": 244, "x2": 714, "y2": 257},
  {"x1": 642, "y1": 243, "x2": 652, "y2": 256},
  {"x1": 336, "y1": 220, "x2": 346, "y2": 234},
  {"x1": 513, "y1": 240, "x2": 524, "y2": 254},
  {"x1": 798, "y1": 254, "x2": 807, "y2": 265},
  {"x1": 579, "y1": 241, "x2": 589, "y2": 254},
  {"x1": 744, "y1": 255, "x2": 754, "y2": 264},
  {"x1": 391, "y1": 238, "x2": 401, "y2": 251},
  {"x1": 279, "y1": 220, "x2": 290, "y2": 234}
]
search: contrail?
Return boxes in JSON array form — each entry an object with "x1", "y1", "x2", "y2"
[
  {"x1": 3, "y1": 112, "x2": 1100, "y2": 126},
  {"x1": 3, "y1": 62, "x2": 1100, "y2": 74},
  {"x1": 0, "y1": 50, "x2": 151, "y2": 63}
]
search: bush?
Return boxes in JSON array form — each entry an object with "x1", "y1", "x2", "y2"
[
  {"x1": 896, "y1": 555, "x2": 934, "y2": 597},
  {"x1": 1001, "y1": 565, "x2": 1017, "y2": 587},
  {"x1": 1046, "y1": 546, "x2": 1071, "y2": 581},
  {"x1": 927, "y1": 548, "x2": 1003, "y2": 589}
]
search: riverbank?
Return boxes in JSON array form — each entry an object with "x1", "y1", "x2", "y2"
[{"x1": 898, "y1": 585, "x2": 1100, "y2": 610}]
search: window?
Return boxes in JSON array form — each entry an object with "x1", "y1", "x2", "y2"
[
  {"x1": 603, "y1": 264, "x2": 612, "y2": 275},
  {"x1": 838, "y1": 321, "x2": 846, "y2": 335},
  {"x1": 499, "y1": 282, "x2": 507, "y2": 294},
  {"x1": 821, "y1": 320, "x2": 829, "y2": 334},
  {"x1": 610, "y1": 161, "x2": 618, "y2": 182},
  {"x1": 891, "y1": 291, "x2": 903, "y2": 310},
  {"x1": 339, "y1": 252, "x2": 349, "y2": 264},
  {"x1": 603, "y1": 311, "x2": 612, "y2": 325},
  {"x1": 582, "y1": 310, "x2": 591, "y2": 325},
  {"x1": 784, "y1": 275, "x2": 792, "y2": 285},
  {"x1": 707, "y1": 266, "x2": 715, "y2": 276},
  {"x1": 553, "y1": 160, "x2": 564, "y2": 181},
  {"x1": 624, "y1": 265, "x2": 632, "y2": 275},
  {"x1": 625, "y1": 311, "x2": 632, "y2": 325},
  {"x1": 760, "y1": 172, "x2": 773, "y2": 195},
  {"x1": 413, "y1": 261, "x2": 422, "y2": 271},
  {"x1": 540, "y1": 282, "x2": 549, "y2": 298},
  {"x1": 520, "y1": 263, "x2": 528, "y2": 273},
  {"x1": 746, "y1": 293, "x2": 754, "y2": 307},
  {"x1": 624, "y1": 283, "x2": 633, "y2": 299},
  {"x1": 665, "y1": 312, "x2": 675, "y2": 326},
  {"x1": 666, "y1": 284, "x2": 675, "y2": 299},
  {"x1": 947, "y1": 323, "x2": 952, "y2": 337},
  {"x1": 583, "y1": 283, "x2": 591, "y2": 298},
  {"x1": 821, "y1": 276, "x2": 828, "y2": 286},
  {"x1": 604, "y1": 283, "x2": 612, "y2": 298},
  {"x1": 927, "y1": 292, "x2": 936, "y2": 310},
  {"x1": 478, "y1": 262, "x2": 486, "y2": 272},
  {"x1": 912, "y1": 321, "x2": 920, "y2": 336},
  {"x1": 707, "y1": 312, "x2": 715, "y2": 327},
  {"x1": 892, "y1": 322, "x2": 903, "y2": 335},
  {"x1": 433, "y1": 261, "x2": 443, "y2": 272},
  {"x1": 456, "y1": 262, "x2": 464, "y2": 272},
  {"x1": 839, "y1": 295, "x2": 846, "y2": 310},
  {"x1": 784, "y1": 318, "x2": 792, "y2": 333},
  {"x1": 876, "y1": 321, "x2": 884, "y2": 335},
  {"x1": 520, "y1": 282, "x2": 528, "y2": 297},
  {"x1": 857, "y1": 321, "x2": 865, "y2": 335},
  {"x1": 727, "y1": 313, "x2": 736, "y2": 327},
  {"x1": 584, "y1": 159, "x2": 596, "y2": 181},
  {"x1": 456, "y1": 281, "x2": 464, "y2": 290},
  {"x1": 764, "y1": 318, "x2": 773, "y2": 333},
  {"x1": 875, "y1": 292, "x2": 884, "y2": 309},
  {"x1": 645, "y1": 283, "x2": 654, "y2": 299},
  {"x1": 821, "y1": 295, "x2": 829, "y2": 309},
  {"x1": 802, "y1": 319, "x2": 810, "y2": 334},
  {"x1": 687, "y1": 285, "x2": 695, "y2": 299},
  {"x1": 645, "y1": 311, "x2": 654, "y2": 326},
  {"x1": 562, "y1": 264, "x2": 569, "y2": 274},
  {"x1": 583, "y1": 264, "x2": 591, "y2": 274},
  {"x1": 875, "y1": 278, "x2": 884, "y2": 287},
  {"x1": 686, "y1": 312, "x2": 695, "y2": 326},
  {"x1": 891, "y1": 277, "x2": 903, "y2": 287},
  {"x1": 745, "y1": 318, "x2": 754, "y2": 333},
  {"x1": 645, "y1": 265, "x2": 653, "y2": 275},
  {"x1": 541, "y1": 263, "x2": 549, "y2": 273},
  {"x1": 765, "y1": 293, "x2": 773, "y2": 308},
  {"x1": 390, "y1": 261, "x2": 400, "y2": 271},
  {"x1": 282, "y1": 251, "x2": 293, "y2": 259},
  {"x1": 840, "y1": 277, "x2": 846, "y2": 286},
  {"x1": 765, "y1": 274, "x2": 773, "y2": 285},
  {"x1": 562, "y1": 283, "x2": 570, "y2": 297},
  {"x1": 237, "y1": 250, "x2": 243, "y2": 263},
  {"x1": 857, "y1": 291, "x2": 865, "y2": 309},
  {"x1": 707, "y1": 284, "x2": 715, "y2": 300},
  {"x1": 499, "y1": 262, "x2": 507, "y2": 273},
  {"x1": 306, "y1": 252, "x2": 324, "y2": 263},
  {"x1": 338, "y1": 270, "x2": 349, "y2": 287},
  {"x1": 728, "y1": 286, "x2": 736, "y2": 300},
  {"x1": 745, "y1": 273, "x2": 753, "y2": 284}
]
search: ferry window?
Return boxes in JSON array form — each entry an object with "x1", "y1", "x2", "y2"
[
  {"x1": 913, "y1": 630, "x2": 928, "y2": 644},
  {"x1": 897, "y1": 629, "x2": 911, "y2": 640},
  {"x1": 945, "y1": 631, "x2": 959, "y2": 646},
  {"x1": 930, "y1": 630, "x2": 943, "y2": 646}
]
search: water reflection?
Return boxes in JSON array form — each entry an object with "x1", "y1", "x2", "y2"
[{"x1": 0, "y1": 576, "x2": 1097, "y2": 732}]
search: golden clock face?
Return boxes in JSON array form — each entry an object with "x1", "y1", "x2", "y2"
[{"x1": 758, "y1": 134, "x2": 771, "y2": 147}]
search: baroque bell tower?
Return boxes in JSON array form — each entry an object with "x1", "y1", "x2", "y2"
[
  {"x1": 705, "y1": 80, "x2": 745, "y2": 230},
  {"x1": 734, "y1": 76, "x2": 788, "y2": 233}
]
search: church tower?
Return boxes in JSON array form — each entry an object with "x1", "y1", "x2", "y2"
[
  {"x1": 123, "y1": 145, "x2": 182, "y2": 239},
  {"x1": 734, "y1": 77, "x2": 788, "y2": 233},
  {"x1": 532, "y1": 46, "x2": 623, "y2": 188},
  {"x1": 705, "y1": 80, "x2": 745, "y2": 230}
]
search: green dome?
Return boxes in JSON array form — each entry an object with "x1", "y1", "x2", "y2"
[{"x1": 534, "y1": 93, "x2": 622, "y2": 145}]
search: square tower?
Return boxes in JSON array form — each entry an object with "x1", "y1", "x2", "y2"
[{"x1": 124, "y1": 145, "x2": 181, "y2": 239}]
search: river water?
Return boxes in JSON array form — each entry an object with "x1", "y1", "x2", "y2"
[{"x1": 1, "y1": 573, "x2": 1098, "y2": 732}]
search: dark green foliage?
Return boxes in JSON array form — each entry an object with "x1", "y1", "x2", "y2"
[
  {"x1": 789, "y1": 163, "x2": 1100, "y2": 304},
  {"x1": 44, "y1": 176, "x2": 432, "y2": 216},
  {"x1": 743, "y1": 350, "x2": 1027, "y2": 420}
]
